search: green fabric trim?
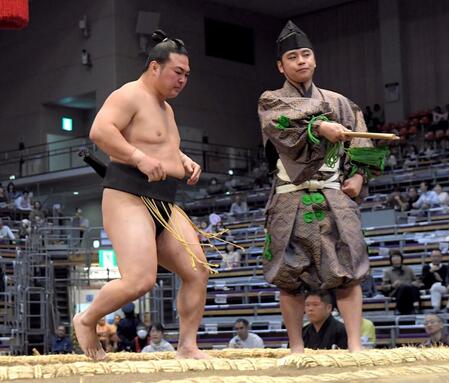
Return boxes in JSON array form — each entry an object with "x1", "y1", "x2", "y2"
[
  {"x1": 315, "y1": 210, "x2": 325, "y2": 221},
  {"x1": 303, "y1": 212, "x2": 315, "y2": 223},
  {"x1": 275, "y1": 115, "x2": 290, "y2": 130},
  {"x1": 311, "y1": 192, "x2": 325, "y2": 205},
  {"x1": 263, "y1": 233, "x2": 272, "y2": 261},
  {"x1": 302, "y1": 194, "x2": 312, "y2": 206}
]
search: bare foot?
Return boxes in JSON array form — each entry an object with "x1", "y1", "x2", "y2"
[
  {"x1": 290, "y1": 345, "x2": 305, "y2": 354},
  {"x1": 73, "y1": 313, "x2": 107, "y2": 360},
  {"x1": 176, "y1": 346, "x2": 210, "y2": 359}
]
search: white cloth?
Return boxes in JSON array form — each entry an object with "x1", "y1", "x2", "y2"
[
  {"x1": 430, "y1": 282, "x2": 449, "y2": 309},
  {"x1": 228, "y1": 332, "x2": 264, "y2": 349},
  {"x1": 141, "y1": 339, "x2": 174, "y2": 352},
  {"x1": 0, "y1": 225, "x2": 15, "y2": 241},
  {"x1": 275, "y1": 158, "x2": 341, "y2": 194}
]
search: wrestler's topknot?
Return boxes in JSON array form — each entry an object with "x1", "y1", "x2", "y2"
[{"x1": 143, "y1": 29, "x2": 188, "y2": 72}]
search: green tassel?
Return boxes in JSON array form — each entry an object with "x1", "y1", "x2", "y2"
[
  {"x1": 346, "y1": 147, "x2": 390, "y2": 172},
  {"x1": 276, "y1": 115, "x2": 290, "y2": 130}
]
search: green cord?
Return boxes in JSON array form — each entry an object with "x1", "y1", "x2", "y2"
[{"x1": 307, "y1": 115, "x2": 329, "y2": 145}]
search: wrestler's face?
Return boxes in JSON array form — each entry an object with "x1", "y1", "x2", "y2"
[
  {"x1": 155, "y1": 53, "x2": 190, "y2": 98},
  {"x1": 277, "y1": 48, "x2": 316, "y2": 85},
  {"x1": 424, "y1": 315, "x2": 443, "y2": 336},
  {"x1": 305, "y1": 295, "x2": 332, "y2": 323}
]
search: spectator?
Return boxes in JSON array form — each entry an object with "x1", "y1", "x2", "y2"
[
  {"x1": 302, "y1": 290, "x2": 347, "y2": 350},
  {"x1": 385, "y1": 153, "x2": 397, "y2": 170},
  {"x1": 51, "y1": 325, "x2": 73, "y2": 354},
  {"x1": 431, "y1": 106, "x2": 448, "y2": 126},
  {"x1": 421, "y1": 314, "x2": 449, "y2": 347},
  {"x1": 380, "y1": 250, "x2": 421, "y2": 315},
  {"x1": 5, "y1": 182, "x2": 18, "y2": 203},
  {"x1": 360, "y1": 318, "x2": 376, "y2": 348},
  {"x1": 229, "y1": 318, "x2": 264, "y2": 348},
  {"x1": 29, "y1": 201, "x2": 46, "y2": 224},
  {"x1": 372, "y1": 104, "x2": 385, "y2": 126},
  {"x1": 221, "y1": 243, "x2": 241, "y2": 269},
  {"x1": 386, "y1": 189, "x2": 408, "y2": 212},
  {"x1": 96, "y1": 317, "x2": 113, "y2": 352},
  {"x1": 229, "y1": 194, "x2": 248, "y2": 217},
  {"x1": 15, "y1": 190, "x2": 32, "y2": 211},
  {"x1": 18, "y1": 219, "x2": 31, "y2": 240},
  {"x1": 73, "y1": 207, "x2": 89, "y2": 240},
  {"x1": 0, "y1": 219, "x2": 15, "y2": 244},
  {"x1": 434, "y1": 184, "x2": 449, "y2": 206},
  {"x1": 131, "y1": 323, "x2": 151, "y2": 352},
  {"x1": 421, "y1": 249, "x2": 449, "y2": 312},
  {"x1": 0, "y1": 186, "x2": 7, "y2": 208},
  {"x1": 207, "y1": 177, "x2": 223, "y2": 195},
  {"x1": 404, "y1": 187, "x2": 419, "y2": 211},
  {"x1": 413, "y1": 182, "x2": 440, "y2": 209},
  {"x1": 142, "y1": 323, "x2": 175, "y2": 352},
  {"x1": 116, "y1": 303, "x2": 140, "y2": 351},
  {"x1": 361, "y1": 269, "x2": 378, "y2": 298}
]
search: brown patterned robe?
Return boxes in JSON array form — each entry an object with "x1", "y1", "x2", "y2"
[{"x1": 258, "y1": 81, "x2": 371, "y2": 293}]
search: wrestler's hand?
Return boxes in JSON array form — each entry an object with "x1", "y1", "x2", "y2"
[
  {"x1": 341, "y1": 174, "x2": 363, "y2": 198},
  {"x1": 131, "y1": 149, "x2": 166, "y2": 182},
  {"x1": 183, "y1": 158, "x2": 202, "y2": 185},
  {"x1": 317, "y1": 121, "x2": 352, "y2": 143}
]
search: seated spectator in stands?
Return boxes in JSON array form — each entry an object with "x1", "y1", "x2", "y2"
[
  {"x1": 434, "y1": 184, "x2": 449, "y2": 206},
  {"x1": 117, "y1": 303, "x2": 140, "y2": 352},
  {"x1": 29, "y1": 201, "x2": 46, "y2": 224},
  {"x1": 372, "y1": 104, "x2": 385, "y2": 126},
  {"x1": 386, "y1": 189, "x2": 408, "y2": 212},
  {"x1": 207, "y1": 177, "x2": 224, "y2": 195},
  {"x1": 413, "y1": 182, "x2": 440, "y2": 210},
  {"x1": 385, "y1": 153, "x2": 397, "y2": 170},
  {"x1": 229, "y1": 318, "x2": 264, "y2": 348},
  {"x1": 229, "y1": 194, "x2": 248, "y2": 218},
  {"x1": 96, "y1": 317, "x2": 113, "y2": 352},
  {"x1": 431, "y1": 106, "x2": 448, "y2": 127},
  {"x1": 422, "y1": 144, "x2": 435, "y2": 159},
  {"x1": 0, "y1": 219, "x2": 15, "y2": 245},
  {"x1": 18, "y1": 219, "x2": 31, "y2": 240},
  {"x1": 206, "y1": 212, "x2": 222, "y2": 234},
  {"x1": 421, "y1": 314, "x2": 449, "y2": 347},
  {"x1": 5, "y1": 182, "x2": 18, "y2": 204},
  {"x1": 15, "y1": 190, "x2": 32, "y2": 211},
  {"x1": 51, "y1": 325, "x2": 73, "y2": 354},
  {"x1": 108, "y1": 314, "x2": 121, "y2": 351},
  {"x1": 361, "y1": 318, "x2": 376, "y2": 348},
  {"x1": 221, "y1": 243, "x2": 241, "y2": 269},
  {"x1": 131, "y1": 323, "x2": 151, "y2": 352},
  {"x1": 380, "y1": 250, "x2": 421, "y2": 315},
  {"x1": 303, "y1": 290, "x2": 347, "y2": 350},
  {"x1": 422, "y1": 249, "x2": 449, "y2": 312},
  {"x1": 361, "y1": 270, "x2": 378, "y2": 298},
  {"x1": 404, "y1": 187, "x2": 419, "y2": 211},
  {"x1": 0, "y1": 186, "x2": 7, "y2": 208},
  {"x1": 142, "y1": 323, "x2": 175, "y2": 352}
]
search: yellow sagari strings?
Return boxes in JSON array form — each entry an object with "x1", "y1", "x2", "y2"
[{"x1": 140, "y1": 196, "x2": 244, "y2": 274}]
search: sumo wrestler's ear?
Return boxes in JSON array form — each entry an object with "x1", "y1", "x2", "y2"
[{"x1": 277, "y1": 60, "x2": 284, "y2": 74}]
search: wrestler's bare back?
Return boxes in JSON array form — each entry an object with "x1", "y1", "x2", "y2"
[{"x1": 91, "y1": 79, "x2": 185, "y2": 179}]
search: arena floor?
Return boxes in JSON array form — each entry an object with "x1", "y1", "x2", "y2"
[{"x1": 3, "y1": 347, "x2": 449, "y2": 383}]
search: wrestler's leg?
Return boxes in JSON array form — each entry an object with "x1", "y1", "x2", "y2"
[
  {"x1": 280, "y1": 289, "x2": 305, "y2": 353},
  {"x1": 156, "y1": 208, "x2": 209, "y2": 359},
  {"x1": 73, "y1": 189, "x2": 158, "y2": 359},
  {"x1": 336, "y1": 284, "x2": 362, "y2": 352}
]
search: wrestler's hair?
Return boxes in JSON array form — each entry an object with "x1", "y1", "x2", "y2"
[
  {"x1": 305, "y1": 290, "x2": 333, "y2": 306},
  {"x1": 150, "y1": 322, "x2": 165, "y2": 333},
  {"x1": 389, "y1": 249, "x2": 404, "y2": 264},
  {"x1": 234, "y1": 318, "x2": 249, "y2": 328},
  {"x1": 143, "y1": 29, "x2": 188, "y2": 72}
]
